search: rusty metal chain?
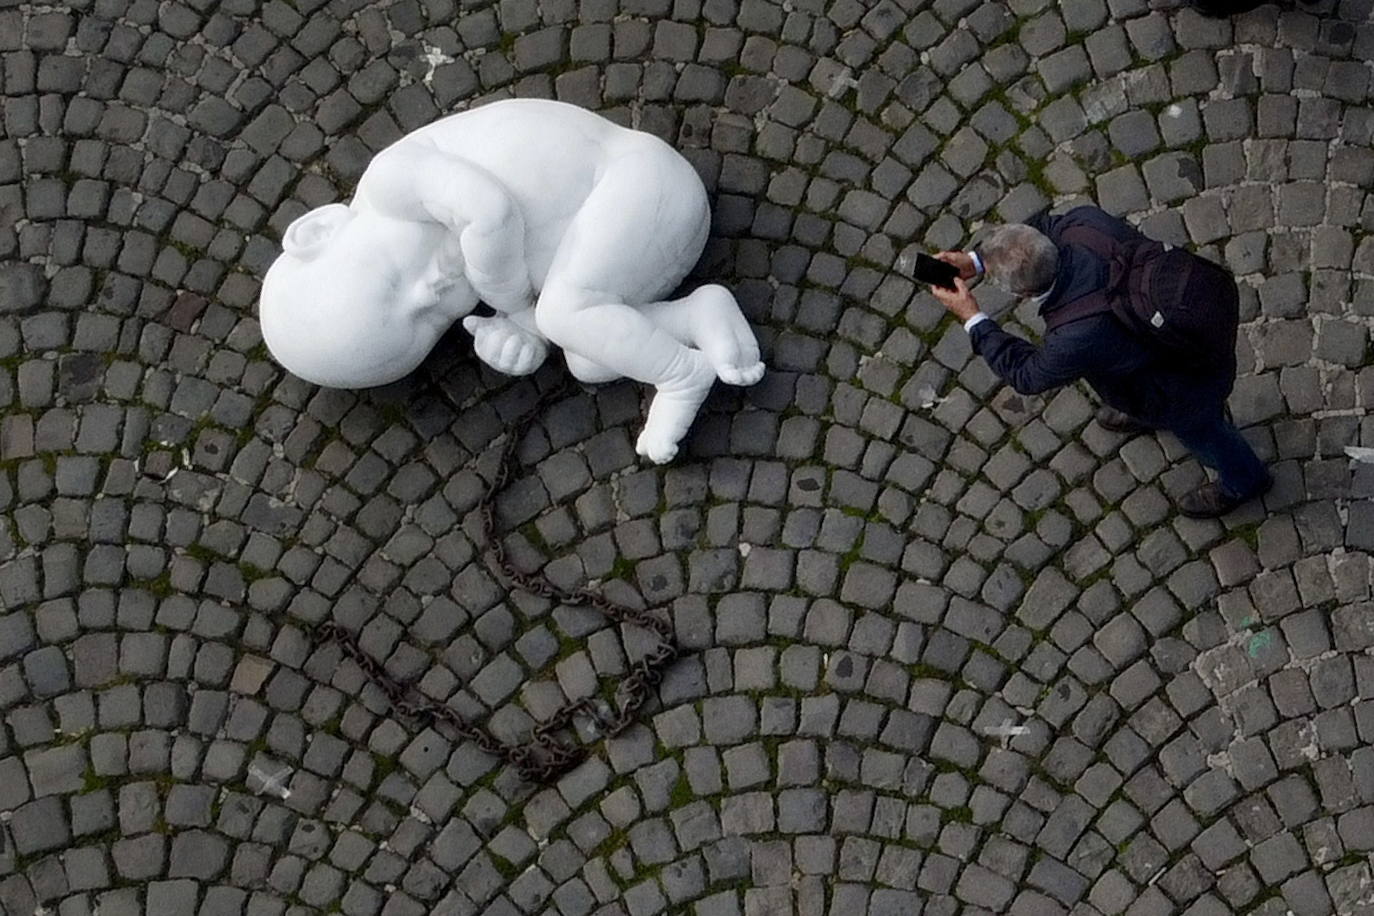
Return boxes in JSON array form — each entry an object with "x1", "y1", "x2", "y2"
[{"x1": 314, "y1": 381, "x2": 680, "y2": 782}]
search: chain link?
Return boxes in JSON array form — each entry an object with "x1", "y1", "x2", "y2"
[{"x1": 313, "y1": 382, "x2": 681, "y2": 782}]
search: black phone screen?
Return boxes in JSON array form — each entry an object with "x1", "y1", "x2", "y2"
[{"x1": 912, "y1": 253, "x2": 959, "y2": 290}]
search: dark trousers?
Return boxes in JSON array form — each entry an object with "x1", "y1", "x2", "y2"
[{"x1": 1168, "y1": 407, "x2": 1269, "y2": 500}]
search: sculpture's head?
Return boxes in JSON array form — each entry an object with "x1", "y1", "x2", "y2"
[{"x1": 260, "y1": 204, "x2": 478, "y2": 388}]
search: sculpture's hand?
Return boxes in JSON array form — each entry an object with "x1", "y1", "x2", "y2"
[{"x1": 463, "y1": 314, "x2": 548, "y2": 376}]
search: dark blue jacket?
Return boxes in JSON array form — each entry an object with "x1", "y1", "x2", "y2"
[{"x1": 968, "y1": 206, "x2": 1234, "y2": 429}]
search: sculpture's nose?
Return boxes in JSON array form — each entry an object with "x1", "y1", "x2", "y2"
[{"x1": 402, "y1": 271, "x2": 464, "y2": 328}]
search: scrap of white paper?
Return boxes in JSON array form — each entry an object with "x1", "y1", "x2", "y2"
[
  {"x1": 1344, "y1": 446, "x2": 1374, "y2": 463},
  {"x1": 981, "y1": 720, "x2": 1029, "y2": 749},
  {"x1": 916, "y1": 385, "x2": 945, "y2": 409},
  {"x1": 828, "y1": 68, "x2": 860, "y2": 98},
  {"x1": 248, "y1": 764, "x2": 293, "y2": 800}
]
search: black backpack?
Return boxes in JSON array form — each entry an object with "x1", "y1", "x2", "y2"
[{"x1": 1043, "y1": 223, "x2": 1239, "y2": 364}]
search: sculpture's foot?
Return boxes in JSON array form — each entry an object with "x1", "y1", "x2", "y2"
[
  {"x1": 635, "y1": 349, "x2": 716, "y2": 464},
  {"x1": 683, "y1": 285, "x2": 765, "y2": 387}
]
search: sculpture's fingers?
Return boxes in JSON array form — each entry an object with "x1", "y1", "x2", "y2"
[
  {"x1": 497, "y1": 334, "x2": 534, "y2": 373},
  {"x1": 514, "y1": 345, "x2": 538, "y2": 376},
  {"x1": 471, "y1": 327, "x2": 494, "y2": 357},
  {"x1": 470, "y1": 323, "x2": 506, "y2": 368},
  {"x1": 528, "y1": 340, "x2": 551, "y2": 375},
  {"x1": 498, "y1": 334, "x2": 523, "y2": 369},
  {"x1": 465, "y1": 316, "x2": 499, "y2": 355},
  {"x1": 524, "y1": 345, "x2": 545, "y2": 375}
]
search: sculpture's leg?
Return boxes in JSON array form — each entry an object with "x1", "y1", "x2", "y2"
[
  {"x1": 562, "y1": 286, "x2": 764, "y2": 387},
  {"x1": 564, "y1": 352, "x2": 621, "y2": 384},
  {"x1": 639, "y1": 284, "x2": 765, "y2": 387},
  {"x1": 536, "y1": 286, "x2": 716, "y2": 464},
  {"x1": 535, "y1": 150, "x2": 762, "y2": 463}
]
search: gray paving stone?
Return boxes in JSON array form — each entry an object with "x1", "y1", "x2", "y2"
[{"x1": 1096, "y1": 165, "x2": 1148, "y2": 215}]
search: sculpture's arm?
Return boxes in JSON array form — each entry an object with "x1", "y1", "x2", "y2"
[{"x1": 362, "y1": 144, "x2": 535, "y2": 314}]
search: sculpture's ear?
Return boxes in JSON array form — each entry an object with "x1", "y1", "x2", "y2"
[{"x1": 282, "y1": 203, "x2": 351, "y2": 259}]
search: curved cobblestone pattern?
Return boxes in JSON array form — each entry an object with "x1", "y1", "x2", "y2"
[{"x1": 3, "y1": 0, "x2": 1374, "y2": 914}]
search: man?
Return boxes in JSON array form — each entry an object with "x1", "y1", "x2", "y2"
[{"x1": 931, "y1": 206, "x2": 1271, "y2": 518}]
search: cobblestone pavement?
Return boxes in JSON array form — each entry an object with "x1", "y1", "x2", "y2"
[{"x1": 2, "y1": 0, "x2": 1374, "y2": 913}]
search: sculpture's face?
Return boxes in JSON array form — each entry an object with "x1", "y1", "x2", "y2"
[{"x1": 260, "y1": 205, "x2": 477, "y2": 388}]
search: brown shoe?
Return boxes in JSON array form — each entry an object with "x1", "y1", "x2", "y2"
[
  {"x1": 1178, "y1": 474, "x2": 1274, "y2": 519},
  {"x1": 1096, "y1": 406, "x2": 1154, "y2": 435}
]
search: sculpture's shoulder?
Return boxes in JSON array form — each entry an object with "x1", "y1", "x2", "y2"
[
  {"x1": 353, "y1": 148, "x2": 416, "y2": 211},
  {"x1": 354, "y1": 132, "x2": 493, "y2": 206}
]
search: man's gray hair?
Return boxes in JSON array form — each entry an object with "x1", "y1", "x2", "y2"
[{"x1": 980, "y1": 224, "x2": 1059, "y2": 297}]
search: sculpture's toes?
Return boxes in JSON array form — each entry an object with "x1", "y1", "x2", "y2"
[
  {"x1": 686, "y1": 285, "x2": 764, "y2": 386},
  {"x1": 637, "y1": 351, "x2": 715, "y2": 464},
  {"x1": 719, "y1": 360, "x2": 766, "y2": 387},
  {"x1": 704, "y1": 333, "x2": 763, "y2": 386},
  {"x1": 635, "y1": 428, "x2": 680, "y2": 464}
]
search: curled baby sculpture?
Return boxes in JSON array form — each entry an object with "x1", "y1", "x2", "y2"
[{"x1": 260, "y1": 99, "x2": 765, "y2": 463}]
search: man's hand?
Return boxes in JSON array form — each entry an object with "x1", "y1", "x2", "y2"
[
  {"x1": 463, "y1": 313, "x2": 548, "y2": 376},
  {"x1": 936, "y1": 251, "x2": 977, "y2": 280},
  {"x1": 931, "y1": 276, "x2": 981, "y2": 323}
]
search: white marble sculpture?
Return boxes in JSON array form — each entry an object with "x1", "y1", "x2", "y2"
[{"x1": 260, "y1": 99, "x2": 765, "y2": 463}]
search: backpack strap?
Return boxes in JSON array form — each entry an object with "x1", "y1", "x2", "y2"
[
  {"x1": 1042, "y1": 223, "x2": 1147, "y2": 334},
  {"x1": 1043, "y1": 288, "x2": 1113, "y2": 332},
  {"x1": 1059, "y1": 222, "x2": 1123, "y2": 260},
  {"x1": 1042, "y1": 233, "x2": 1129, "y2": 333}
]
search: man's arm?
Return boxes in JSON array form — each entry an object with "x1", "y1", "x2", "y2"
[
  {"x1": 932, "y1": 277, "x2": 1096, "y2": 397},
  {"x1": 968, "y1": 321, "x2": 1094, "y2": 395},
  {"x1": 360, "y1": 143, "x2": 535, "y2": 313}
]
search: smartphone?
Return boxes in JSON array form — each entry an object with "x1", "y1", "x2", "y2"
[{"x1": 912, "y1": 253, "x2": 960, "y2": 290}]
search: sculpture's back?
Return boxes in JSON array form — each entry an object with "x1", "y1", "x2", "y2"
[{"x1": 394, "y1": 98, "x2": 715, "y2": 304}]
